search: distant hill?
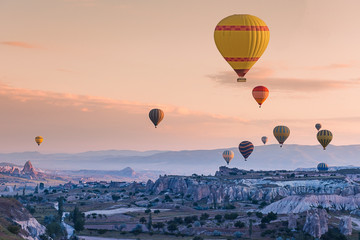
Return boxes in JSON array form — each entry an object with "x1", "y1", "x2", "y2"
[{"x1": 0, "y1": 144, "x2": 359, "y2": 175}]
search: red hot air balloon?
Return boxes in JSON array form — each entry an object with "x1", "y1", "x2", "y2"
[{"x1": 252, "y1": 86, "x2": 269, "y2": 108}]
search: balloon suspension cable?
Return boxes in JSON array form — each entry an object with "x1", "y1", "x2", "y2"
[{"x1": 237, "y1": 78, "x2": 246, "y2": 82}]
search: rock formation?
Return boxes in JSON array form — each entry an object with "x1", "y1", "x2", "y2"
[
  {"x1": 147, "y1": 171, "x2": 360, "y2": 206},
  {"x1": 0, "y1": 198, "x2": 46, "y2": 240},
  {"x1": 339, "y1": 216, "x2": 352, "y2": 235},
  {"x1": 261, "y1": 194, "x2": 360, "y2": 214},
  {"x1": 21, "y1": 161, "x2": 38, "y2": 179},
  {"x1": 302, "y1": 208, "x2": 328, "y2": 238},
  {"x1": 287, "y1": 213, "x2": 297, "y2": 230}
]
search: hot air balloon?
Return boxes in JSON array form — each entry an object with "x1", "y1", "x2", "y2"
[
  {"x1": 273, "y1": 126, "x2": 290, "y2": 147},
  {"x1": 252, "y1": 86, "x2": 269, "y2": 108},
  {"x1": 238, "y1": 141, "x2": 254, "y2": 161},
  {"x1": 214, "y1": 14, "x2": 270, "y2": 82},
  {"x1": 149, "y1": 109, "x2": 164, "y2": 128},
  {"x1": 35, "y1": 136, "x2": 43, "y2": 146},
  {"x1": 317, "y1": 163, "x2": 329, "y2": 171},
  {"x1": 261, "y1": 136, "x2": 268, "y2": 145},
  {"x1": 222, "y1": 150, "x2": 234, "y2": 165},
  {"x1": 315, "y1": 123, "x2": 322, "y2": 131},
  {"x1": 317, "y1": 130, "x2": 332, "y2": 150}
]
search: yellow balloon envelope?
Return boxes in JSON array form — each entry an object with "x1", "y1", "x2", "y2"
[
  {"x1": 214, "y1": 14, "x2": 270, "y2": 82},
  {"x1": 35, "y1": 136, "x2": 43, "y2": 146},
  {"x1": 317, "y1": 130, "x2": 333, "y2": 150}
]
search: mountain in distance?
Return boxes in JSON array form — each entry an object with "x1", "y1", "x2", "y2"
[{"x1": 0, "y1": 144, "x2": 359, "y2": 175}]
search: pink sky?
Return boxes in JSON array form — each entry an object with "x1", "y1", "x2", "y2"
[{"x1": 0, "y1": 0, "x2": 359, "y2": 153}]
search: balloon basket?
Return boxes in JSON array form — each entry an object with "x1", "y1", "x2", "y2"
[{"x1": 237, "y1": 78, "x2": 246, "y2": 82}]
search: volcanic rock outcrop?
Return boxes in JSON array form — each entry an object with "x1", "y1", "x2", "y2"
[{"x1": 302, "y1": 208, "x2": 328, "y2": 238}]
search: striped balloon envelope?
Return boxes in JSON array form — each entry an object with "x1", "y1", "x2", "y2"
[
  {"x1": 222, "y1": 150, "x2": 234, "y2": 165},
  {"x1": 214, "y1": 14, "x2": 270, "y2": 82},
  {"x1": 273, "y1": 126, "x2": 290, "y2": 147},
  {"x1": 317, "y1": 163, "x2": 329, "y2": 171},
  {"x1": 35, "y1": 136, "x2": 43, "y2": 146},
  {"x1": 149, "y1": 109, "x2": 164, "y2": 128},
  {"x1": 238, "y1": 141, "x2": 254, "y2": 161},
  {"x1": 317, "y1": 130, "x2": 333, "y2": 150},
  {"x1": 315, "y1": 123, "x2": 322, "y2": 131},
  {"x1": 252, "y1": 86, "x2": 269, "y2": 108}
]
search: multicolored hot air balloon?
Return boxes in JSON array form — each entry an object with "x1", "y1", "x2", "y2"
[
  {"x1": 238, "y1": 141, "x2": 254, "y2": 161},
  {"x1": 35, "y1": 136, "x2": 43, "y2": 146},
  {"x1": 273, "y1": 126, "x2": 290, "y2": 147},
  {"x1": 214, "y1": 14, "x2": 270, "y2": 82},
  {"x1": 317, "y1": 129, "x2": 333, "y2": 150},
  {"x1": 222, "y1": 150, "x2": 234, "y2": 165},
  {"x1": 149, "y1": 109, "x2": 164, "y2": 128},
  {"x1": 261, "y1": 136, "x2": 268, "y2": 145},
  {"x1": 252, "y1": 86, "x2": 269, "y2": 108},
  {"x1": 317, "y1": 163, "x2": 329, "y2": 171},
  {"x1": 315, "y1": 123, "x2": 322, "y2": 131}
]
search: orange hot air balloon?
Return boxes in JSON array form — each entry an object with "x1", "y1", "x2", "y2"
[
  {"x1": 214, "y1": 14, "x2": 270, "y2": 82},
  {"x1": 252, "y1": 86, "x2": 269, "y2": 108}
]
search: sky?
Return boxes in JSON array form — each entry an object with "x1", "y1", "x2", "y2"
[{"x1": 0, "y1": 0, "x2": 359, "y2": 153}]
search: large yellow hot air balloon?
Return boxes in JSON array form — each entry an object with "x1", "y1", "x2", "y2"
[
  {"x1": 35, "y1": 136, "x2": 43, "y2": 146},
  {"x1": 214, "y1": 14, "x2": 270, "y2": 82},
  {"x1": 317, "y1": 130, "x2": 332, "y2": 150}
]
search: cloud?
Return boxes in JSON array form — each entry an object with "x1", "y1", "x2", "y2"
[
  {"x1": 1, "y1": 41, "x2": 42, "y2": 49},
  {"x1": 207, "y1": 70, "x2": 360, "y2": 92},
  {"x1": 311, "y1": 64, "x2": 352, "y2": 70}
]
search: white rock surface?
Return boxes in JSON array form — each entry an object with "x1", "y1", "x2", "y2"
[
  {"x1": 262, "y1": 194, "x2": 360, "y2": 214},
  {"x1": 15, "y1": 217, "x2": 46, "y2": 240},
  {"x1": 302, "y1": 209, "x2": 328, "y2": 238},
  {"x1": 339, "y1": 216, "x2": 352, "y2": 235}
]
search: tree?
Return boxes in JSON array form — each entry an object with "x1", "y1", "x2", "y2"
[
  {"x1": 200, "y1": 213, "x2": 209, "y2": 220},
  {"x1": 112, "y1": 194, "x2": 120, "y2": 202},
  {"x1": 147, "y1": 212, "x2": 152, "y2": 231},
  {"x1": 224, "y1": 212, "x2": 238, "y2": 220},
  {"x1": 139, "y1": 217, "x2": 147, "y2": 224},
  {"x1": 34, "y1": 185, "x2": 39, "y2": 194},
  {"x1": 70, "y1": 206, "x2": 85, "y2": 232},
  {"x1": 57, "y1": 197, "x2": 64, "y2": 220},
  {"x1": 249, "y1": 219, "x2": 253, "y2": 237},
  {"x1": 256, "y1": 212, "x2": 263, "y2": 218},
  {"x1": 215, "y1": 214, "x2": 222, "y2": 222},
  {"x1": 234, "y1": 220, "x2": 245, "y2": 228},
  {"x1": 167, "y1": 222, "x2": 178, "y2": 233},
  {"x1": 39, "y1": 182, "x2": 45, "y2": 190},
  {"x1": 153, "y1": 222, "x2": 164, "y2": 231}
]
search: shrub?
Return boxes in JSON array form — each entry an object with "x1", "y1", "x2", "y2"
[
  {"x1": 215, "y1": 214, "x2": 223, "y2": 222},
  {"x1": 233, "y1": 231, "x2": 243, "y2": 238},
  {"x1": 234, "y1": 220, "x2": 245, "y2": 228},
  {"x1": 213, "y1": 230, "x2": 221, "y2": 236},
  {"x1": 256, "y1": 212, "x2": 263, "y2": 218},
  {"x1": 224, "y1": 212, "x2": 238, "y2": 220},
  {"x1": 154, "y1": 209, "x2": 160, "y2": 214},
  {"x1": 7, "y1": 224, "x2": 21, "y2": 234},
  {"x1": 200, "y1": 213, "x2": 209, "y2": 220}
]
